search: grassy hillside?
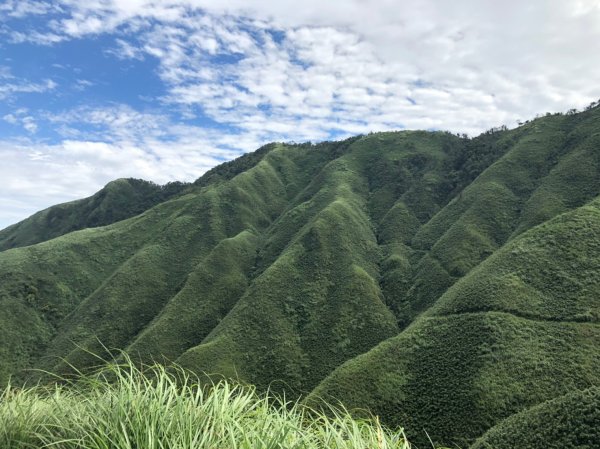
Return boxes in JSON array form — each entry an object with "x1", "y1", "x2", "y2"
[
  {"x1": 308, "y1": 193, "x2": 600, "y2": 447},
  {"x1": 0, "y1": 178, "x2": 188, "y2": 251},
  {"x1": 471, "y1": 386, "x2": 600, "y2": 449},
  {"x1": 1, "y1": 105, "x2": 600, "y2": 447},
  {"x1": 0, "y1": 143, "x2": 279, "y2": 252}
]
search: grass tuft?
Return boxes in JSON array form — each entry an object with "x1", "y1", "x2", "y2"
[{"x1": 0, "y1": 355, "x2": 411, "y2": 449}]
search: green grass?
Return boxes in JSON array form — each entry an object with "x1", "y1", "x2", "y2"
[{"x1": 0, "y1": 357, "x2": 412, "y2": 449}]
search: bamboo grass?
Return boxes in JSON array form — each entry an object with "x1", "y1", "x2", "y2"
[{"x1": 0, "y1": 357, "x2": 410, "y2": 449}]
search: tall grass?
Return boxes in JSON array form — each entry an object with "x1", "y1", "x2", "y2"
[{"x1": 0, "y1": 358, "x2": 410, "y2": 449}]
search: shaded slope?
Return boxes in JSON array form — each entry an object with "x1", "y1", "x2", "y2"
[
  {"x1": 308, "y1": 198, "x2": 600, "y2": 447},
  {"x1": 0, "y1": 178, "x2": 188, "y2": 251},
  {"x1": 471, "y1": 387, "x2": 600, "y2": 449}
]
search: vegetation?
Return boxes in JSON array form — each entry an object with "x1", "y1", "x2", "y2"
[
  {"x1": 0, "y1": 178, "x2": 188, "y2": 251},
  {"x1": 0, "y1": 358, "x2": 411, "y2": 449},
  {"x1": 471, "y1": 387, "x2": 600, "y2": 449},
  {"x1": 309, "y1": 194, "x2": 600, "y2": 447},
  {"x1": 1, "y1": 104, "x2": 600, "y2": 447}
]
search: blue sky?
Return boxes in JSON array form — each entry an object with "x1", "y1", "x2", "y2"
[{"x1": 1, "y1": 0, "x2": 600, "y2": 229}]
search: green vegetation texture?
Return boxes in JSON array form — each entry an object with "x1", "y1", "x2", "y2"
[
  {"x1": 0, "y1": 178, "x2": 188, "y2": 251},
  {"x1": 471, "y1": 386, "x2": 600, "y2": 449},
  {"x1": 1, "y1": 106, "x2": 600, "y2": 447},
  {"x1": 1, "y1": 357, "x2": 411, "y2": 449}
]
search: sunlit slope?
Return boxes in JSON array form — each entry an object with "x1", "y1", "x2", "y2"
[
  {"x1": 1, "y1": 131, "x2": 476, "y2": 387},
  {"x1": 0, "y1": 178, "x2": 188, "y2": 251},
  {"x1": 309, "y1": 198, "x2": 600, "y2": 446}
]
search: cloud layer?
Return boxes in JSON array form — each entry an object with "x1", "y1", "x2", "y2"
[{"x1": 1, "y1": 0, "x2": 599, "y2": 228}]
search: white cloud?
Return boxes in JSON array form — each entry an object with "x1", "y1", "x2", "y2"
[
  {"x1": 0, "y1": 0, "x2": 59, "y2": 19},
  {"x1": 8, "y1": 1, "x2": 600, "y2": 133},
  {"x1": 139, "y1": 20, "x2": 510, "y2": 137},
  {"x1": 44, "y1": 1, "x2": 596, "y2": 138},
  {"x1": 0, "y1": 104, "x2": 261, "y2": 228},
  {"x1": 21, "y1": 116, "x2": 38, "y2": 133},
  {"x1": 105, "y1": 38, "x2": 145, "y2": 60},
  {"x1": 0, "y1": 74, "x2": 58, "y2": 100},
  {"x1": 74, "y1": 79, "x2": 94, "y2": 91},
  {"x1": 2, "y1": 113, "x2": 17, "y2": 124},
  {"x1": 3, "y1": 109, "x2": 38, "y2": 134},
  {"x1": 2, "y1": 1, "x2": 600, "y2": 228},
  {"x1": 7, "y1": 30, "x2": 65, "y2": 45}
]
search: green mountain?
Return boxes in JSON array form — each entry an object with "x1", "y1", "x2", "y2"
[
  {"x1": 1, "y1": 106, "x2": 599, "y2": 447},
  {"x1": 0, "y1": 178, "x2": 188, "y2": 251}
]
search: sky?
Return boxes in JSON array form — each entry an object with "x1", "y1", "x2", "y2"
[{"x1": 1, "y1": 1, "x2": 600, "y2": 229}]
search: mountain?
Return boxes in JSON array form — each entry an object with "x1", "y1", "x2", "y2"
[
  {"x1": 1, "y1": 106, "x2": 599, "y2": 447},
  {"x1": 0, "y1": 178, "x2": 188, "y2": 251}
]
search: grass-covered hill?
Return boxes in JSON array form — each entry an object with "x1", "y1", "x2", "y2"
[
  {"x1": 1, "y1": 106, "x2": 599, "y2": 447},
  {"x1": 0, "y1": 178, "x2": 188, "y2": 251}
]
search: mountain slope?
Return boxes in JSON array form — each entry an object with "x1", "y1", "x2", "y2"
[
  {"x1": 308, "y1": 194, "x2": 600, "y2": 447},
  {"x1": 1, "y1": 106, "x2": 599, "y2": 447},
  {"x1": 471, "y1": 386, "x2": 600, "y2": 449},
  {"x1": 0, "y1": 142, "x2": 280, "y2": 252},
  {"x1": 0, "y1": 178, "x2": 188, "y2": 251}
]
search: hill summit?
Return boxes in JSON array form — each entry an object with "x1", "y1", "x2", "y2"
[{"x1": 1, "y1": 106, "x2": 600, "y2": 447}]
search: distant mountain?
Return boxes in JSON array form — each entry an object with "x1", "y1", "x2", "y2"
[
  {"x1": 1, "y1": 106, "x2": 599, "y2": 447},
  {"x1": 0, "y1": 178, "x2": 188, "y2": 251}
]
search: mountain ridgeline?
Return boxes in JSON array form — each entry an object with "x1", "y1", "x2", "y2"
[
  {"x1": 1, "y1": 107, "x2": 600, "y2": 447},
  {"x1": 0, "y1": 178, "x2": 189, "y2": 251}
]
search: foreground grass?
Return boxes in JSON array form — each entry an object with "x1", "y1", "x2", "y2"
[{"x1": 0, "y1": 359, "x2": 410, "y2": 449}]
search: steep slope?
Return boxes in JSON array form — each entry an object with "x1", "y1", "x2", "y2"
[
  {"x1": 309, "y1": 197, "x2": 600, "y2": 447},
  {"x1": 0, "y1": 142, "x2": 280, "y2": 252},
  {"x1": 305, "y1": 109, "x2": 600, "y2": 447},
  {"x1": 388, "y1": 110, "x2": 600, "y2": 328},
  {"x1": 471, "y1": 387, "x2": 600, "y2": 449},
  {"x1": 0, "y1": 178, "x2": 188, "y2": 251},
  {"x1": 1, "y1": 106, "x2": 600, "y2": 447},
  {"x1": 0, "y1": 131, "x2": 478, "y2": 387},
  {"x1": 20, "y1": 142, "x2": 331, "y2": 381},
  {"x1": 37, "y1": 132, "x2": 473, "y2": 391}
]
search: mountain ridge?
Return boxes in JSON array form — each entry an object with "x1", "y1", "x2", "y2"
[{"x1": 1, "y1": 105, "x2": 599, "y2": 447}]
